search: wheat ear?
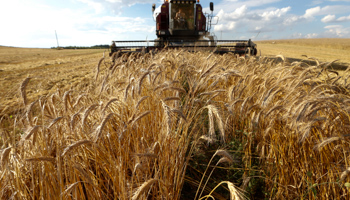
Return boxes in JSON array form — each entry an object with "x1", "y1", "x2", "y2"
[
  {"x1": 95, "y1": 55, "x2": 105, "y2": 81},
  {"x1": 20, "y1": 78, "x2": 31, "y2": 106},
  {"x1": 132, "y1": 179, "x2": 158, "y2": 200},
  {"x1": 1, "y1": 147, "x2": 12, "y2": 169},
  {"x1": 61, "y1": 140, "x2": 92, "y2": 157},
  {"x1": 94, "y1": 113, "x2": 114, "y2": 142},
  {"x1": 25, "y1": 157, "x2": 55, "y2": 162}
]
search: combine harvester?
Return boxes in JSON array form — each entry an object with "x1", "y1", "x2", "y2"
[{"x1": 110, "y1": 0, "x2": 257, "y2": 57}]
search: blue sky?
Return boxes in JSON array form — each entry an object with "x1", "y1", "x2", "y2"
[{"x1": 0, "y1": 0, "x2": 349, "y2": 48}]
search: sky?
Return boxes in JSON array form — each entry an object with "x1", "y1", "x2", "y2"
[{"x1": 0, "y1": 0, "x2": 349, "y2": 48}]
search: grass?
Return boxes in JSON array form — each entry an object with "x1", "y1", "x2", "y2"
[{"x1": 1, "y1": 41, "x2": 350, "y2": 199}]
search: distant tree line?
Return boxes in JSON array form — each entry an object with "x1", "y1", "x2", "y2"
[{"x1": 51, "y1": 45, "x2": 109, "y2": 49}]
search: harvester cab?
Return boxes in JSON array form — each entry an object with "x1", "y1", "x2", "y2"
[
  {"x1": 154, "y1": 0, "x2": 216, "y2": 42},
  {"x1": 110, "y1": 0, "x2": 257, "y2": 57}
]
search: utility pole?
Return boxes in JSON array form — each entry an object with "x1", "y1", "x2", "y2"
[{"x1": 55, "y1": 30, "x2": 60, "y2": 48}]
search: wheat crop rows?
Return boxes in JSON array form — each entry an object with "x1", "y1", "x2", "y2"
[{"x1": 1, "y1": 49, "x2": 350, "y2": 199}]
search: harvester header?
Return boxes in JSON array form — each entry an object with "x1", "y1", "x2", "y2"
[{"x1": 110, "y1": 1, "x2": 257, "y2": 56}]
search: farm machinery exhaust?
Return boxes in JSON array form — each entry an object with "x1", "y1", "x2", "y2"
[{"x1": 110, "y1": 0, "x2": 257, "y2": 56}]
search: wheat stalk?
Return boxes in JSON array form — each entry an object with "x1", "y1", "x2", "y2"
[
  {"x1": 20, "y1": 78, "x2": 31, "y2": 106},
  {"x1": 82, "y1": 104, "x2": 99, "y2": 128},
  {"x1": 61, "y1": 140, "x2": 92, "y2": 157},
  {"x1": 48, "y1": 116, "x2": 65, "y2": 129},
  {"x1": 138, "y1": 71, "x2": 150, "y2": 95},
  {"x1": 136, "y1": 96, "x2": 149, "y2": 109},
  {"x1": 196, "y1": 149, "x2": 234, "y2": 199},
  {"x1": 95, "y1": 56, "x2": 105, "y2": 81},
  {"x1": 132, "y1": 179, "x2": 158, "y2": 200},
  {"x1": 21, "y1": 125, "x2": 41, "y2": 141},
  {"x1": 1, "y1": 147, "x2": 12, "y2": 169},
  {"x1": 73, "y1": 164, "x2": 94, "y2": 185},
  {"x1": 26, "y1": 99, "x2": 38, "y2": 126},
  {"x1": 102, "y1": 98, "x2": 120, "y2": 113},
  {"x1": 63, "y1": 90, "x2": 72, "y2": 112},
  {"x1": 25, "y1": 157, "x2": 55, "y2": 162},
  {"x1": 130, "y1": 111, "x2": 151, "y2": 127},
  {"x1": 94, "y1": 113, "x2": 114, "y2": 142}
]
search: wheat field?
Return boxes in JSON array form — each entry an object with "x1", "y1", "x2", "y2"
[
  {"x1": 256, "y1": 38, "x2": 350, "y2": 65},
  {"x1": 1, "y1": 46, "x2": 350, "y2": 199}
]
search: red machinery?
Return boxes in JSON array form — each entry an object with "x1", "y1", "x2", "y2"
[{"x1": 110, "y1": 0, "x2": 257, "y2": 56}]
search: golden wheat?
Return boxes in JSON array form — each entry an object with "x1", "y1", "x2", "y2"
[{"x1": 1, "y1": 49, "x2": 350, "y2": 199}]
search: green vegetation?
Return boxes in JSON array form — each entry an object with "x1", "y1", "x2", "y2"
[{"x1": 51, "y1": 44, "x2": 110, "y2": 49}]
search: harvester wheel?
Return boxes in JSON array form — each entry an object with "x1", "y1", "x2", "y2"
[
  {"x1": 252, "y1": 48, "x2": 257, "y2": 56},
  {"x1": 246, "y1": 47, "x2": 251, "y2": 56}
]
